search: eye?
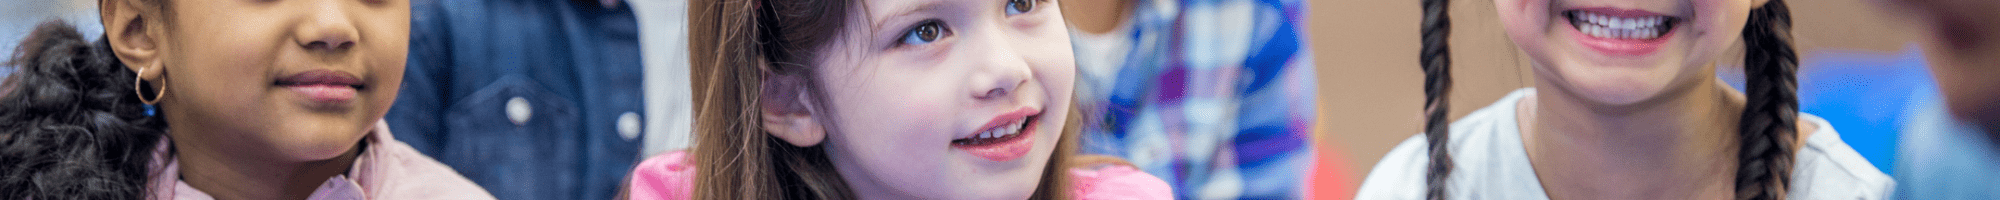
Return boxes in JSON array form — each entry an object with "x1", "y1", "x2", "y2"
[
  {"x1": 898, "y1": 20, "x2": 951, "y2": 46},
  {"x1": 1005, "y1": 0, "x2": 1036, "y2": 15}
]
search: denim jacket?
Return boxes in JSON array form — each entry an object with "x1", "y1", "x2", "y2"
[{"x1": 387, "y1": 0, "x2": 644, "y2": 199}]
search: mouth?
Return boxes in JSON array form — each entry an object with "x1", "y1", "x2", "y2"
[
  {"x1": 1563, "y1": 8, "x2": 1682, "y2": 55},
  {"x1": 275, "y1": 70, "x2": 365, "y2": 107},
  {"x1": 951, "y1": 107, "x2": 1041, "y2": 162}
]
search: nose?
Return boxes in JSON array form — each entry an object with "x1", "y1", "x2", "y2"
[
  {"x1": 294, "y1": 1, "x2": 359, "y2": 51},
  {"x1": 969, "y1": 34, "x2": 1031, "y2": 100}
]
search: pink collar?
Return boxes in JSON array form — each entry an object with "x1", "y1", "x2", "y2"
[{"x1": 146, "y1": 121, "x2": 397, "y2": 200}]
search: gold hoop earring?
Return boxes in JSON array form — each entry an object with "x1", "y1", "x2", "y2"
[{"x1": 135, "y1": 68, "x2": 166, "y2": 105}]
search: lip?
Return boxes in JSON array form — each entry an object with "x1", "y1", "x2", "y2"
[
  {"x1": 1565, "y1": 7, "x2": 1680, "y2": 56},
  {"x1": 275, "y1": 70, "x2": 364, "y2": 107},
  {"x1": 952, "y1": 107, "x2": 1041, "y2": 162}
]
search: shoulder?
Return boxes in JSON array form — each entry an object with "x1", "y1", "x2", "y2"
[
  {"x1": 627, "y1": 150, "x2": 696, "y2": 200},
  {"x1": 367, "y1": 133, "x2": 498, "y2": 199},
  {"x1": 1354, "y1": 135, "x2": 1431, "y2": 200},
  {"x1": 1788, "y1": 113, "x2": 1895, "y2": 199},
  {"x1": 1068, "y1": 163, "x2": 1173, "y2": 200},
  {"x1": 1356, "y1": 88, "x2": 1532, "y2": 199}
]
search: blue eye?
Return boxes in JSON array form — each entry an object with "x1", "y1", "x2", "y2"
[
  {"x1": 1005, "y1": 0, "x2": 1035, "y2": 15},
  {"x1": 899, "y1": 20, "x2": 950, "y2": 46}
]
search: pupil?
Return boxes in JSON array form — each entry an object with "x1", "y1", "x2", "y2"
[
  {"x1": 919, "y1": 26, "x2": 938, "y2": 41},
  {"x1": 1012, "y1": 0, "x2": 1032, "y2": 12}
]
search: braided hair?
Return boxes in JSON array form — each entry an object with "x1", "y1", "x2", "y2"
[
  {"x1": 0, "y1": 21, "x2": 170, "y2": 200},
  {"x1": 1416, "y1": 0, "x2": 1801, "y2": 199},
  {"x1": 1418, "y1": 0, "x2": 1453, "y2": 199},
  {"x1": 1733, "y1": 0, "x2": 1799, "y2": 199}
]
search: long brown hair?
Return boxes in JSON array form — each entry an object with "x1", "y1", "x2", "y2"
[{"x1": 686, "y1": 0, "x2": 1079, "y2": 199}]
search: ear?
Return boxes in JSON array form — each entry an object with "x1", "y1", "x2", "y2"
[
  {"x1": 100, "y1": 0, "x2": 166, "y2": 80},
  {"x1": 760, "y1": 73, "x2": 826, "y2": 147}
]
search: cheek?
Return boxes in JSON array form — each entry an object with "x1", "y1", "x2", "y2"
[{"x1": 1496, "y1": 0, "x2": 1552, "y2": 47}]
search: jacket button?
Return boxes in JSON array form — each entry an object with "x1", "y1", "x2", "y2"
[
  {"x1": 618, "y1": 112, "x2": 642, "y2": 141},
  {"x1": 507, "y1": 97, "x2": 532, "y2": 126}
]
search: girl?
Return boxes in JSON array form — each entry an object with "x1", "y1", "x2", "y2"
[
  {"x1": 1357, "y1": 0, "x2": 1892, "y2": 199},
  {"x1": 623, "y1": 0, "x2": 1171, "y2": 199},
  {"x1": 0, "y1": 0, "x2": 491, "y2": 199}
]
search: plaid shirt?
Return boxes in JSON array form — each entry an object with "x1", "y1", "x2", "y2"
[{"x1": 1073, "y1": 0, "x2": 1316, "y2": 198}]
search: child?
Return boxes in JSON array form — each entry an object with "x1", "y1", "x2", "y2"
[
  {"x1": 624, "y1": 0, "x2": 1171, "y2": 199},
  {"x1": 0, "y1": 0, "x2": 491, "y2": 199},
  {"x1": 1357, "y1": 0, "x2": 1891, "y2": 199}
]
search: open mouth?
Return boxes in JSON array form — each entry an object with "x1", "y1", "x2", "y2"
[
  {"x1": 952, "y1": 116, "x2": 1034, "y2": 146},
  {"x1": 1565, "y1": 10, "x2": 1678, "y2": 40},
  {"x1": 951, "y1": 108, "x2": 1041, "y2": 162},
  {"x1": 1563, "y1": 9, "x2": 1682, "y2": 56}
]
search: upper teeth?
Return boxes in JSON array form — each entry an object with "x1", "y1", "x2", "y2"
[
  {"x1": 1571, "y1": 11, "x2": 1671, "y2": 40},
  {"x1": 979, "y1": 121, "x2": 1025, "y2": 139}
]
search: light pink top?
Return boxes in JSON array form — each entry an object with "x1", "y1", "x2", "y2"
[
  {"x1": 625, "y1": 151, "x2": 1174, "y2": 200},
  {"x1": 146, "y1": 121, "x2": 495, "y2": 200}
]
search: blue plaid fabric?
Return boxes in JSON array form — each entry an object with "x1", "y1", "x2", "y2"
[{"x1": 1074, "y1": 0, "x2": 1316, "y2": 198}]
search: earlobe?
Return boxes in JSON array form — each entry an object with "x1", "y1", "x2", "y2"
[
  {"x1": 100, "y1": 0, "x2": 163, "y2": 74},
  {"x1": 762, "y1": 109, "x2": 827, "y2": 147},
  {"x1": 760, "y1": 76, "x2": 826, "y2": 147}
]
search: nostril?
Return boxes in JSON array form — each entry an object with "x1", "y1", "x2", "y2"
[
  {"x1": 982, "y1": 88, "x2": 1009, "y2": 99},
  {"x1": 304, "y1": 41, "x2": 354, "y2": 50}
]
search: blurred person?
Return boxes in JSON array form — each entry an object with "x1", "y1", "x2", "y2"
[
  {"x1": 623, "y1": 0, "x2": 1172, "y2": 199},
  {"x1": 0, "y1": 0, "x2": 493, "y2": 199},
  {"x1": 1064, "y1": 0, "x2": 1318, "y2": 198},
  {"x1": 1874, "y1": 0, "x2": 2000, "y2": 199},
  {"x1": 387, "y1": 0, "x2": 651, "y2": 199},
  {"x1": 1356, "y1": 0, "x2": 1892, "y2": 199}
]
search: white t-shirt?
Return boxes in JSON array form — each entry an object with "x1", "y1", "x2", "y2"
[
  {"x1": 1355, "y1": 88, "x2": 1893, "y2": 199},
  {"x1": 630, "y1": 0, "x2": 694, "y2": 156}
]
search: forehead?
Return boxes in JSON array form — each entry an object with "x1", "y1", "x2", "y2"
[{"x1": 864, "y1": 0, "x2": 989, "y2": 26}]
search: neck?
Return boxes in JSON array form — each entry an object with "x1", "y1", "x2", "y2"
[
  {"x1": 169, "y1": 129, "x2": 363, "y2": 200},
  {"x1": 1520, "y1": 77, "x2": 1745, "y2": 199}
]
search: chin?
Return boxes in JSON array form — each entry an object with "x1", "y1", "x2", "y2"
[
  {"x1": 270, "y1": 123, "x2": 373, "y2": 161},
  {"x1": 1548, "y1": 64, "x2": 1681, "y2": 106}
]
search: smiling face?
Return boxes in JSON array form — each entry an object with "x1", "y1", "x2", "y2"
[
  {"x1": 806, "y1": 0, "x2": 1075, "y2": 199},
  {"x1": 141, "y1": 0, "x2": 409, "y2": 162},
  {"x1": 1496, "y1": 0, "x2": 1757, "y2": 105}
]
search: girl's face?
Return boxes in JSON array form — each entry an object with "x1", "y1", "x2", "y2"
[
  {"x1": 814, "y1": 0, "x2": 1073, "y2": 199},
  {"x1": 1495, "y1": 0, "x2": 1758, "y2": 105},
  {"x1": 154, "y1": 0, "x2": 409, "y2": 161}
]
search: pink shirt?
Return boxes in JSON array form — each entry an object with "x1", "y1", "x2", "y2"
[
  {"x1": 625, "y1": 151, "x2": 1174, "y2": 200},
  {"x1": 146, "y1": 121, "x2": 495, "y2": 200}
]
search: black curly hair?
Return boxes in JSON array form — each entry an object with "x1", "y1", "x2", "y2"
[
  {"x1": 1417, "y1": 0, "x2": 1800, "y2": 199},
  {"x1": 0, "y1": 20, "x2": 170, "y2": 200}
]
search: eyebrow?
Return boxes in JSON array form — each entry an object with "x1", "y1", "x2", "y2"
[{"x1": 871, "y1": 0, "x2": 951, "y2": 30}]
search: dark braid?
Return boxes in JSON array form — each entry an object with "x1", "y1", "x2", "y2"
[
  {"x1": 1734, "y1": 0, "x2": 1797, "y2": 199},
  {"x1": 1419, "y1": 0, "x2": 1453, "y2": 199},
  {"x1": 0, "y1": 20, "x2": 169, "y2": 200}
]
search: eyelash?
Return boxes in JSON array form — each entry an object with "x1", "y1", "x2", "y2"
[
  {"x1": 895, "y1": 20, "x2": 952, "y2": 47},
  {"x1": 1005, "y1": 0, "x2": 1038, "y2": 15},
  {"x1": 891, "y1": 0, "x2": 1049, "y2": 48}
]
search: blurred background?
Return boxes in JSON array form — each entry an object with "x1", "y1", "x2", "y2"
[{"x1": 1, "y1": 0, "x2": 1937, "y2": 199}]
